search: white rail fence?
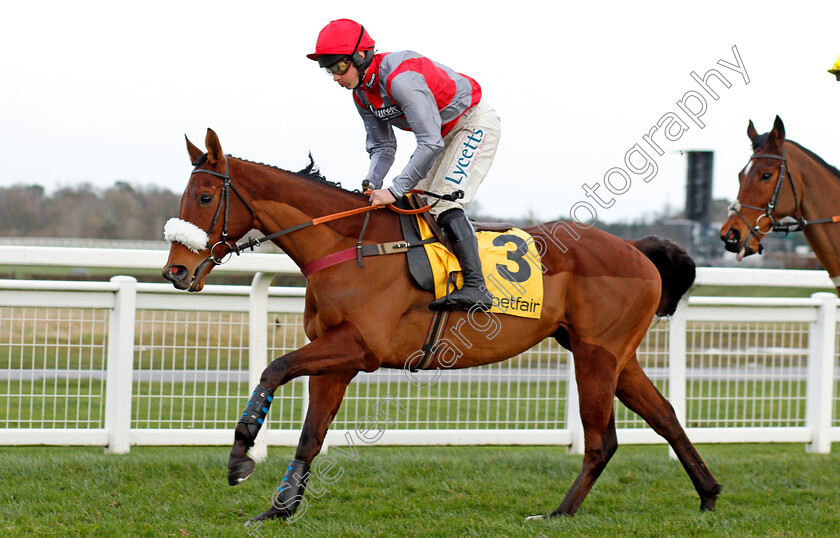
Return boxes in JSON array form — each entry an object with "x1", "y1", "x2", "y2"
[{"x1": 0, "y1": 246, "x2": 838, "y2": 455}]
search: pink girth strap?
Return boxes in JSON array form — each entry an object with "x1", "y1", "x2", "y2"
[{"x1": 300, "y1": 248, "x2": 357, "y2": 278}]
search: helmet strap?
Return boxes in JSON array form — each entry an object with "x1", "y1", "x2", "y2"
[{"x1": 349, "y1": 25, "x2": 374, "y2": 86}]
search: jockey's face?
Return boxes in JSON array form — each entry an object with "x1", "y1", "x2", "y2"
[{"x1": 331, "y1": 51, "x2": 366, "y2": 90}]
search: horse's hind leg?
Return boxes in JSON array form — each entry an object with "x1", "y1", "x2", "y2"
[
  {"x1": 616, "y1": 355, "x2": 721, "y2": 510},
  {"x1": 248, "y1": 371, "x2": 357, "y2": 522},
  {"x1": 550, "y1": 344, "x2": 619, "y2": 517}
]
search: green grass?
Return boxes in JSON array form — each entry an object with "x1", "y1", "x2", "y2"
[{"x1": 1, "y1": 444, "x2": 838, "y2": 536}]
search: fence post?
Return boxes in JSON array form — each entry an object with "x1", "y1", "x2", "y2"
[
  {"x1": 667, "y1": 297, "x2": 689, "y2": 460},
  {"x1": 806, "y1": 292, "x2": 836, "y2": 454},
  {"x1": 105, "y1": 276, "x2": 136, "y2": 454},
  {"x1": 248, "y1": 272, "x2": 275, "y2": 462},
  {"x1": 566, "y1": 355, "x2": 583, "y2": 455}
]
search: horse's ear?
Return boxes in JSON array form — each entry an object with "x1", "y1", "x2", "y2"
[
  {"x1": 205, "y1": 128, "x2": 223, "y2": 164},
  {"x1": 747, "y1": 120, "x2": 758, "y2": 142},
  {"x1": 771, "y1": 115, "x2": 786, "y2": 141},
  {"x1": 186, "y1": 135, "x2": 203, "y2": 164}
]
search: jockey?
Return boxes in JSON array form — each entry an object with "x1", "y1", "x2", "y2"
[{"x1": 307, "y1": 18, "x2": 501, "y2": 312}]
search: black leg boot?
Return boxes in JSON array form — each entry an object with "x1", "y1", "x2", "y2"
[{"x1": 429, "y1": 209, "x2": 495, "y2": 311}]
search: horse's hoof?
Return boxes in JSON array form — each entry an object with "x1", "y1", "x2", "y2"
[
  {"x1": 525, "y1": 514, "x2": 547, "y2": 521},
  {"x1": 700, "y1": 497, "x2": 717, "y2": 511},
  {"x1": 700, "y1": 483, "x2": 722, "y2": 511},
  {"x1": 248, "y1": 506, "x2": 290, "y2": 522},
  {"x1": 228, "y1": 454, "x2": 255, "y2": 486}
]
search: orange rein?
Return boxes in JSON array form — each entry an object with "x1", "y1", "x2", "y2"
[
  {"x1": 298, "y1": 191, "x2": 438, "y2": 278},
  {"x1": 310, "y1": 192, "x2": 432, "y2": 226},
  {"x1": 230, "y1": 190, "x2": 433, "y2": 257}
]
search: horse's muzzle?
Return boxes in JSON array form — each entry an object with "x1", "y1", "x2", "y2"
[
  {"x1": 721, "y1": 228, "x2": 742, "y2": 253},
  {"x1": 162, "y1": 264, "x2": 193, "y2": 290},
  {"x1": 720, "y1": 227, "x2": 765, "y2": 260}
]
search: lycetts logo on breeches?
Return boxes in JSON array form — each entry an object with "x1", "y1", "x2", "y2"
[{"x1": 445, "y1": 129, "x2": 484, "y2": 184}]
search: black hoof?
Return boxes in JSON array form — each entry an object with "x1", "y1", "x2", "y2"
[
  {"x1": 700, "y1": 483, "x2": 722, "y2": 511},
  {"x1": 248, "y1": 506, "x2": 291, "y2": 522},
  {"x1": 228, "y1": 454, "x2": 255, "y2": 486}
]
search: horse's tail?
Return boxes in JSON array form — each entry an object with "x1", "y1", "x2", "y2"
[{"x1": 632, "y1": 235, "x2": 696, "y2": 316}]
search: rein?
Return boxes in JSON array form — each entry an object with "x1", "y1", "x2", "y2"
[{"x1": 232, "y1": 195, "x2": 435, "y2": 256}]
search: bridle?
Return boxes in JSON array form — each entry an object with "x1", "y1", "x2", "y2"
[
  {"x1": 190, "y1": 155, "x2": 256, "y2": 265},
  {"x1": 727, "y1": 146, "x2": 802, "y2": 249},
  {"x1": 728, "y1": 144, "x2": 840, "y2": 251}
]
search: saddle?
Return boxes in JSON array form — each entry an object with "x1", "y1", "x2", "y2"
[
  {"x1": 395, "y1": 194, "x2": 514, "y2": 293},
  {"x1": 300, "y1": 194, "x2": 542, "y2": 320}
]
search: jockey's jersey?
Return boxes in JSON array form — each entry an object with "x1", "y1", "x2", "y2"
[{"x1": 354, "y1": 51, "x2": 482, "y2": 197}]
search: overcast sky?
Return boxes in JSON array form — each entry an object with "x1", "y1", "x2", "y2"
[{"x1": 2, "y1": 1, "x2": 839, "y2": 225}]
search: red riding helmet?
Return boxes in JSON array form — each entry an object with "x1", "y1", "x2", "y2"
[{"x1": 306, "y1": 19, "x2": 375, "y2": 69}]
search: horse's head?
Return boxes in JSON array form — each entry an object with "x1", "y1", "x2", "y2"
[
  {"x1": 162, "y1": 129, "x2": 255, "y2": 291},
  {"x1": 720, "y1": 115, "x2": 799, "y2": 261}
]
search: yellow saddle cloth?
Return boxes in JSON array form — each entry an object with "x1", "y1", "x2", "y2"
[{"x1": 416, "y1": 218, "x2": 544, "y2": 319}]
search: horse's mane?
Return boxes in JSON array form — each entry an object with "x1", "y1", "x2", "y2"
[
  {"x1": 193, "y1": 152, "x2": 364, "y2": 196},
  {"x1": 751, "y1": 134, "x2": 840, "y2": 180}
]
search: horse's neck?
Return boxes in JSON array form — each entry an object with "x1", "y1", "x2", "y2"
[
  {"x1": 793, "y1": 147, "x2": 840, "y2": 280},
  {"x1": 234, "y1": 159, "x2": 386, "y2": 267},
  {"x1": 803, "y1": 226, "x2": 840, "y2": 281}
]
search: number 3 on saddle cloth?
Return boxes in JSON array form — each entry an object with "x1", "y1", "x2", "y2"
[{"x1": 396, "y1": 196, "x2": 544, "y2": 319}]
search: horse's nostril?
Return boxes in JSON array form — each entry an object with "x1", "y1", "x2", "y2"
[
  {"x1": 163, "y1": 265, "x2": 188, "y2": 283},
  {"x1": 725, "y1": 229, "x2": 740, "y2": 243}
]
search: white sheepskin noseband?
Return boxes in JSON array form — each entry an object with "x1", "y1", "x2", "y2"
[{"x1": 164, "y1": 218, "x2": 209, "y2": 253}]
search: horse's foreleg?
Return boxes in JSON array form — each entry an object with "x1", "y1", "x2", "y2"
[
  {"x1": 550, "y1": 348, "x2": 619, "y2": 517},
  {"x1": 228, "y1": 321, "x2": 377, "y2": 486},
  {"x1": 616, "y1": 355, "x2": 722, "y2": 511},
  {"x1": 248, "y1": 371, "x2": 357, "y2": 522},
  {"x1": 228, "y1": 384, "x2": 272, "y2": 486},
  {"x1": 262, "y1": 320, "x2": 380, "y2": 388}
]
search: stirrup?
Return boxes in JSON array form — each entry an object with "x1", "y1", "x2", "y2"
[{"x1": 429, "y1": 286, "x2": 493, "y2": 311}]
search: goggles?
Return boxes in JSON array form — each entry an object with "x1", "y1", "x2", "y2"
[{"x1": 324, "y1": 57, "x2": 353, "y2": 76}]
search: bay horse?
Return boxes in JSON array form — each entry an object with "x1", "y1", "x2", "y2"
[
  {"x1": 721, "y1": 115, "x2": 840, "y2": 292},
  {"x1": 162, "y1": 129, "x2": 720, "y2": 522}
]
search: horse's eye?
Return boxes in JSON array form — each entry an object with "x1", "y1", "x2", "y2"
[
  {"x1": 760, "y1": 172, "x2": 773, "y2": 181},
  {"x1": 199, "y1": 194, "x2": 214, "y2": 205}
]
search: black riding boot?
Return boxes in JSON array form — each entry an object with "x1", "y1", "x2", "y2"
[{"x1": 429, "y1": 209, "x2": 495, "y2": 311}]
